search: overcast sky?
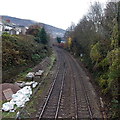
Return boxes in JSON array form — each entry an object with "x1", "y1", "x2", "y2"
[{"x1": 0, "y1": 0, "x2": 108, "y2": 29}]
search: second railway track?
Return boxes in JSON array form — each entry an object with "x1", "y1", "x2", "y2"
[{"x1": 67, "y1": 51, "x2": 94, "y2": 119}]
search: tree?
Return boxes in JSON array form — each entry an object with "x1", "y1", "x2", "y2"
[
  {"x1": 90, "y1": 42, "x2": 102, "y2": 64},
  {"x1": 39, "y1": 27, "x2": 48, "y2": 44},
  {"x1": 26, "y1": 24, "x2": 41, "y2": 37},
  {"x1": 56, "y1": 37, "x2": 62, "y2": 43},
  {"x1": 64, "y1": 1, "x2": 120, "y2": 118}
]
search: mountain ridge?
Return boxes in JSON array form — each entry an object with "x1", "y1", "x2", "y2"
[{"x1": 2, "y1": 15, "x2": 65, "y2": 38}]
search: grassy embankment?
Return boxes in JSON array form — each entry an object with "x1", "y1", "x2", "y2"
[
  {"x1": 2, "y1": 53, "x2": 56, "y2": 118},
  {"x1": 2, "y1": 33, "x2": 52, "y2": 83},
  {"x1": 2, "y1": 32, "x2": 50, "y2": 117},
  {"x1": 2, "y1": 32, "x2": 56, "y2": 118}
]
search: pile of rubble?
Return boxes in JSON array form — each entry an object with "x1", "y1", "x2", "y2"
[
  {"x1": 26, "y1": 70, "x2": 44, "y2": 80},
  {"x1": 2, "y1": 65, "x2": 45, "y2": 112},
  {"x1": 2, "y1": 81, "x2": 38, "y2": 112}
]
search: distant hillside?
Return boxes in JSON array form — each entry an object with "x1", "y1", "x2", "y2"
[
  {"x1": 2, "y1": 15, "x2": 65, "y2": 38},
  {"x1": 43, "y1": 24, "x2": 66, "y2": 38},
  {"x1": 2, "y1": 15, "x2": 37, "y2": 26}
]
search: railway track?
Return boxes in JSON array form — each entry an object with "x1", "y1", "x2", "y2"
[
  {"x1": 67, "y1": 52, "x2": 94, "y2": 119},
  {"x1": 36, "y1": 47, "x2": 102, "y2": 119},
  {"x1": 36, "y1": 48, "x2": 66, "y2": 119},
  {"x1": 56, "y1": 51, "x2": 78, "y2": 119}
]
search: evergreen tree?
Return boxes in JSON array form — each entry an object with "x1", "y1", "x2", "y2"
[
  {"x1": 56, "y1": 37, "x2": 62, "y2": 43},
  {"x1": 40, "y1": 27, "x2": 48, "y2": 44}
]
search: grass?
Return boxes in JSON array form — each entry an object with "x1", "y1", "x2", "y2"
[
  {"x1": 2, "y1": 108, "x2": 21, "y2": 118},
  {"x1": 2, "y1": 111, "x2": 16, "y2": 118},
  {"x1": 16, "y1": 68, "x2": 33, "y2": 82}
]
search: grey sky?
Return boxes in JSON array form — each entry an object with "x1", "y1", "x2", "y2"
[{"x1": 0, "y1": 0, "x2": 108, "y2": 29}]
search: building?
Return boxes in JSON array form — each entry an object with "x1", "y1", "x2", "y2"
[
  {"x1": 9, "y1": 29, "x2": 16, "y2": 35},
  {"x1": 2, "y1": 18, "x2": 27, "y2": 35},
  {"x1": 18, "y1": 25, "x2": 27, "y2": 35}
]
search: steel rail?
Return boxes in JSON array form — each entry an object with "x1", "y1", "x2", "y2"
[
  {"x1": 38, "y1": 65, "x2": 60, "y2": 119},
  {"x1": 38, "y1": 51, "x2": 66, "y2": 119},
  {"x1": 65, "y1": 53, "x2": 78, "y2": 119},
  {"x1": 67, "y1": 51, "x2": 94, "y2": 119},
  {"x1": 55, "y1": 61, "x2": 66, "y2": 119}
]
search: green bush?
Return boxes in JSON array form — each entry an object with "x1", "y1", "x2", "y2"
[{"x1": 32, "y1": 54, "x2": 41, "y2": 61}]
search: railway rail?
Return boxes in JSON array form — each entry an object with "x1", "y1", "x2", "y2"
[
  {"x1": 36, "y1": 48, "x2": 66, "y2": 119},
  {"x1": 36, "y1": 47, "x2": 102, "y2": 119},
  {"x1": 67, "y1": 51, "x2": 94, "y2": 119}
]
